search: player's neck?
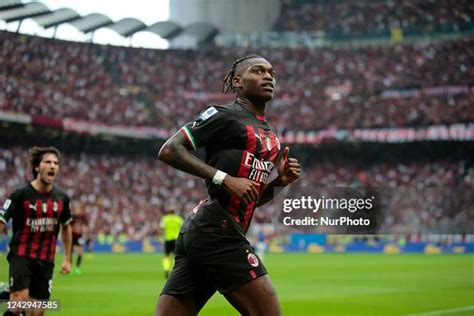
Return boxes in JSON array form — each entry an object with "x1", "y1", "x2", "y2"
[
  {"x1": 236, "y1": 96, "x2": 266, "y2": 117},
  {"x1": 31, "y1": 178, "x2": 53, "y2": 194}
]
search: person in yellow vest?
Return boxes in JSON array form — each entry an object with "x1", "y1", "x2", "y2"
[{"x1": 159, "y1": 207, "x2": 183, "y2": 278}]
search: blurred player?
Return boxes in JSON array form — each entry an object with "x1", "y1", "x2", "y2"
[
  {"x1": 156, "y1": 55, "x2": 300, "y2": 315},
  {"x1": 71, "y1": 205, "x2": 88, "y2": 275},
  {"x1": 0, "y1": 146, "x2": 72, "y2": 316},
  {"x1": 159, "y1": 208, "x2": 184, "y2": 279}
]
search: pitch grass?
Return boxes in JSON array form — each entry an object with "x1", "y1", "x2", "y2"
[{"x1": 0, "y1": 253, "x2": 473, "y2": 315}]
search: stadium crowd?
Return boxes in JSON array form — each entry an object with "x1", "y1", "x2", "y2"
[
  {"x1": 1, "y1": 146, "x2": 471, "y2": 239},
  {"x1": 274, "y1": 0, "x2": 473, "y2": 34},
  {"x1": 1, "y1": 31, "x2": 473, "y2": 132}
]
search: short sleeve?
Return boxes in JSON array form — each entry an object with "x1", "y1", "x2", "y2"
[
  {"x1": 0, "y1": 190, "x2": 20, "y2": 224},
  {"x1": 179, "y1": 106, "x2": 230, "y2": 149},
  {"x1": 60, "y1": 195, "x2": 73, "y2": 225}
]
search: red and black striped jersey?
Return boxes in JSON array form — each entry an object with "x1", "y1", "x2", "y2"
[
  {"x1": 72, "y1": 213, "x2": 88, "y2": 238},
  {"x1": 0, "y1": 183, "x2": 72, "y2": 262},
  {"x1": 179, "y1": 101, "x2": 281, "y2": 236}
]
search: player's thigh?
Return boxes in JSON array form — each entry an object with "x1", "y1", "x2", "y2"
[
  {"x1": 155, "y1": 294, "x2": 196, "y2": 316},
  {"x1": 224, "y1": 274, "x2": 281, "y2": 316}
]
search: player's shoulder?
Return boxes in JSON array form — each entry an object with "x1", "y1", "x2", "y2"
[
  {"x1": 199, "y1": 103, "x2": 234, "y2": 116},
  {"x1": 193, "y1": 103, "x2": 240, "y2": 126},
  {"x1": 10, "y1": 183, "x2": 32, "y2": 198},
  {"x1": 52, "y1": 185, "x2": 70, "y2": 200}
]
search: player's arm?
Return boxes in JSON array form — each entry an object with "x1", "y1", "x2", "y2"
[
  {"x1": 59, "y1": 196, "x2": 73, "y2": 274},
  {"x1": 159, "y1": 131, "x2": 259, "y2": 204},
  {"x1": 0, "y1": 194, "x2": 17, "y2": 235},
  {"x1": 159, "y1": 131, "x2": 218, "y2": 183},
  {"x1": 60, "y1": 223, "x2": 72, "y2": 274},
  {"x1": 257, "y1": 147, "x2": 301, "y2": 207}
]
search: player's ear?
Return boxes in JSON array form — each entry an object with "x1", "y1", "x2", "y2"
[{"x1": 232, "y1": 75, "x2": 243, "y2": 89}]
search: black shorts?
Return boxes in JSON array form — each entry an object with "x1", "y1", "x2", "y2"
[
  {"x1": 164, "y1": 240, "x2": 176, "y2": 255},
  {"x1": 7, "y1": 253, "x2": 54, "y2": 299},
  {"x1": 161, "y1": 230, "x2": 267, "y2": 307},
  {"x1": 72, "y1": 235, "x2": 84, "y2": 247}
]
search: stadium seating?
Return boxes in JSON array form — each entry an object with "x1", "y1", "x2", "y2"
[
  {"x1": 1, "y1": 31, "x2": 472, "y2": 131},
  {"x1": 274, "y1": 0, "x2": 473, "y2": 35},
  {"x1": 1, "y1": 146, "x2": 471, "y2": 238}
]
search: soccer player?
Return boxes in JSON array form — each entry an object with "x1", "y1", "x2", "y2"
[
  {"x1": 70, "y1": 205, "x2": 88, "y2": 275},
  {"x1": 156, "y1": 55, "x2": 300, "y2": 316},
  {"x1": 0, "y1": 147, "x2": 73, "y2": 316},
  {"x1": 159, "y1": 208, "x2": 184, "y2": 279}
]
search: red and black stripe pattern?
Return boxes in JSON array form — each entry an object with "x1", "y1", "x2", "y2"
[{"x1": 2, "y1": 184, "x2": 72, "y2": 262}]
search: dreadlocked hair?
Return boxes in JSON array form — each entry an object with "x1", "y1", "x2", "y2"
[{"x1": 222, "y1": 54, "x2": 262, "y2": 94}]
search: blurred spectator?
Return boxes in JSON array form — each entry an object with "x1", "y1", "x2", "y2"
[
  {"x1": 274, "y1": 0, "x2": 474, "y2": 35},
  {"x1": 1, "y1": 31, "x2": 473, "y2": 132},
  {"x1": 0, "y1": 146, "x2": 471, "y2": 238}
]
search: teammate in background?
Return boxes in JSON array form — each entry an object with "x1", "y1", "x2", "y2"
[
  {"x1": 84, "y1": 234, "x2": 94, "y2": 259},
  {"x1": 159, "y1": 208, "x2": 184, "y2": 279},
  {"x1": 71, "y1": 205, "x2": 88, "y2": 275},
  {"x1": 0, "y1": 147, "x2": 73, "y2": 316},
  {"x1": 156, "y1": 55, "x2": 300, "y2": 316}
]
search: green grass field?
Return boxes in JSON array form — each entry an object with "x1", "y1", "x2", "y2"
[{"x1": 0, "y1": 253, "x2": 473, "y2": 315}]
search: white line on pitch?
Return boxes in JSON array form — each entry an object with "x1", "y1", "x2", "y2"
[{"x1": 405, "y1": 305, "x2": 474, "y2": 316}]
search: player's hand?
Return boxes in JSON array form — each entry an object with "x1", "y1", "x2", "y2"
[
  {"x1": 60, "y1": 259, "x2": 71, "y2": 275},
  {"x1": 274, "y1": 147, "x2": 301, "y2": 187},
  {"x1": 223, "y1": 175, "x2": 260, "y2": 204}
]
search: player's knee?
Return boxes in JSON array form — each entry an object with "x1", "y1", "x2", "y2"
[
  {"x1": 253, "y1": 295, "x2": 281, "y2": 316},
  {"x1": 10, "y1": 289, "x2": 28, "y2": 301},
  {"x1": 258, "y1": 302, "x2": 281, "y2": 316}
]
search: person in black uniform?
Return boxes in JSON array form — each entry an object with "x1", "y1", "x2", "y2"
[
  {"x1": 70, "y1": 205, "x2": 88, "y2": 275},
  {"x1": 0, "y1": 147, "x2": 73, "y2": 316},
  {"x1": 156, "y1": 55, "x2": 301, "y2": 316}
]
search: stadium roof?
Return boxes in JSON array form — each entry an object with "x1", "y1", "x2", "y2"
[
  {"x1": 33, "y1": 8, "x2": 80, "y2": 29},
  {"x1": 0, "y1": 0, "x2": 22, "y2": 11},
  {"x1": 69, "y1": 13, "x2": 112, "y2": 34},
  {"x1": 108, "y1": 18, "x2": 146, "y2": 37},
  {"x1": 0, "y1": 2, "x2": 48, "y2": 22},
  {"x1": 145, "y1": 21, "x2": 181, "y2": 39},
  {"x1": 0, "y1": 0, "x2": 220, "y2": 47}
]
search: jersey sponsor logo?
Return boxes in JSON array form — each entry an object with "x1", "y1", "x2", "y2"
[
  {"x1": 26, "y1": 217, "x2": 58, "y2": 232},
  {"x1": 244, "y1": 151, "x2": 274, "y2": 183},
  {"x1": 247, "y1": 253, "x2": 259, "y2": 267},
  {"x1": 198, "y1": 106, "x2": 218, "y2": 121},
  {"x1": 2, "y1": 199, "x2": 12, "y2": 211}
]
